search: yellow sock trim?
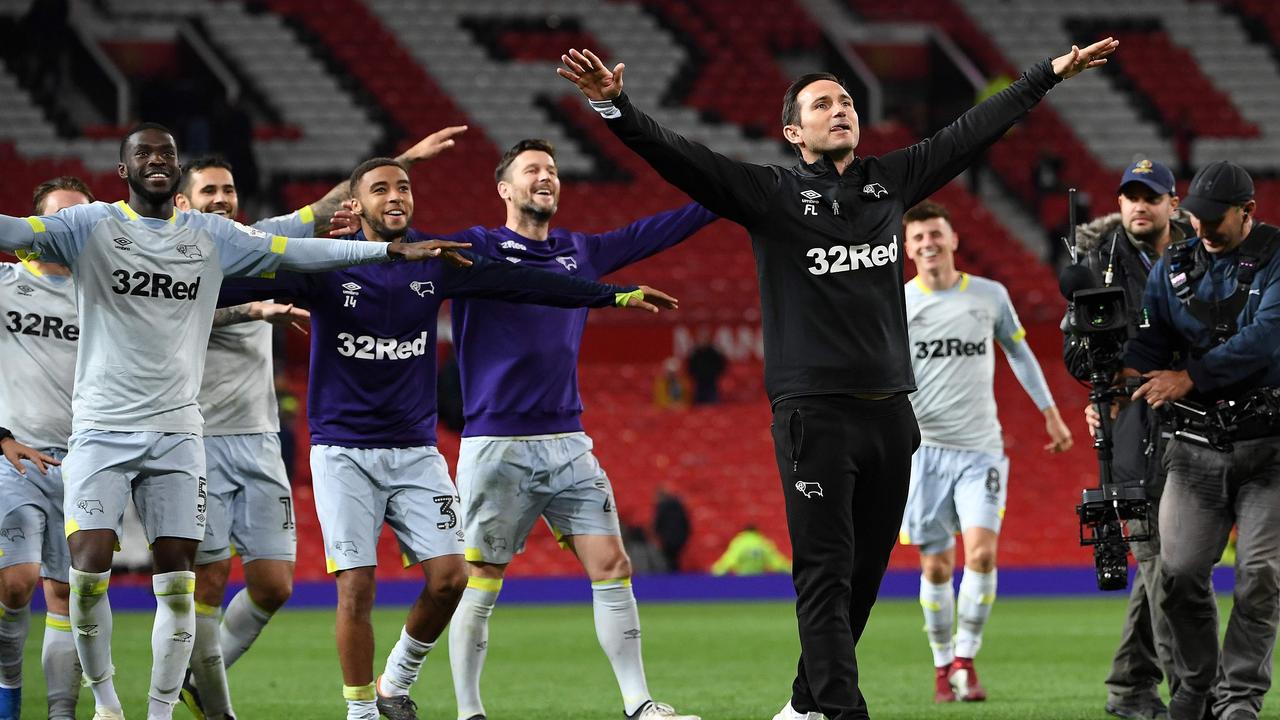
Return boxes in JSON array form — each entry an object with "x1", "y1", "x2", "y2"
[
  {"x1": 45, "y1": 615, "x2": 72, "y2": 632},
  {"x1": 298, "y1": 205, "x2": 315, "y2": 225},
  {"x1": 343, "y1": 683, "x2": 376, "y2": 701},
  {"x1": 920, "y1": 599, "x2": 942, "y2": 611},
  {"x1": 155, "y1": 577, "x2": 196, "y2": 596},
  {"x1": 467, "y1": 576, "x2": 503, "y2": 593},
  {"x1": 71, "y1": 577, "x2": 109, "y2": 597},
  {"x1": 195, "y1": 602, "x2": 220, "y2": 617},
  {"x1": 591, "y1": 577, "x2": 632, "y2": 588}
]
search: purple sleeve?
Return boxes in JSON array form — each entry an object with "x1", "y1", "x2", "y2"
[
  {"x1": 217, "y1": 271, "x2": 313, "y2": 307},
  {"x1": 590, "y1": 203, "x2": 719, "y2": 276},
  {"x1": 439, "y1": 251, "x2": 633, "y2": 308}
]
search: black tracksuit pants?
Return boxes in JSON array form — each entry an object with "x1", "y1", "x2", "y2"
[{"x1": 772, "y1": 393, "x2": 920, "y2": 720}]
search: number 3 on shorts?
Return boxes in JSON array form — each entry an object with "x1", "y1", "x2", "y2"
[{"x1": 433, "y1": 495, "x2": 458, "y2": 530}]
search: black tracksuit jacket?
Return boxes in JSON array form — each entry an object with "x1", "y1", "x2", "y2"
[{"x1": 603, "y1": 60, "x2": 1062, "y2": 405}]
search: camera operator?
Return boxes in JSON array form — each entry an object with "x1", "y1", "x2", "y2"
[
  {"x1": 1072, "y1": 160, "x2": 1188, "y2": 720},
  {"x1": 1104, "y1": 161, "x2": 1280, "y2": 720}
]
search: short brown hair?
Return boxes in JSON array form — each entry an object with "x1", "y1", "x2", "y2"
[
  {"x1": 32, "y1": 176, "x2": 95, "y2": 215},
  {"x1": 349, "y1": 157, "x2": 407, "y2": 196},
  {"x1": 180, "y1": 155, "x2": 234, "y2": 195},
  {"x1": 494, "y1": 139, "x2": 555, "y2": 183},
  {"x1": 903, "y1": 200, "x2": 952, "y2": 227},
  {"x1": 781, "y1": 73, "x2": 845, "y2": 156}
]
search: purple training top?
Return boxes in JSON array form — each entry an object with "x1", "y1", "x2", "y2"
[
  {"x1": 449, "y1": 203, "x2": 718, "y2": 437},
  {"x1": 220, "y1": 228, "x2": 635, "y2": 448}
]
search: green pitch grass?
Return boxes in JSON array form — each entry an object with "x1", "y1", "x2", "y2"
[{"x1": 20, "y1": 595, "x2": 1279, "y2": 719}]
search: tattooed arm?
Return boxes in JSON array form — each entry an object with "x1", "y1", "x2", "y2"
[{"x1": 212, "y1": 301, "x2": 310, "y2": 328}]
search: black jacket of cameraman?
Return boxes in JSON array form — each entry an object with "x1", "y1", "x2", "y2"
[{"x1": 1064, "y1": 212, "x2": 1191, "y2": 495}]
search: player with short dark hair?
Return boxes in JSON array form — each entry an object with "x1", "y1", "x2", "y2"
[
  {"x1": 0, "y1": 123, "x2": 468, "y2": 720},
  {"x1": 224, "y1": 153, "x2": 678, "y2": 720},
  {"x1": 172, "y1": 126, "x2": 470, "y2": 720},
  {"x1": 558, "y1": 38, "x2": 1115, "y2": 720},
  {"x1": 899, "y1": 200, "x2": 1069, "y2": 704},
  {"x1": 436, "y1": 138, "x2": 715, "y2": 720}
]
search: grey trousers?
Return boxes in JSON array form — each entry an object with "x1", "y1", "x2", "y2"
[
  {"x1": 1159, "y1": 438, "x2": 1280, "y2": 720},
  {"x1": 1106, "y1": 515, "x2": 1178, "y2": 710}
]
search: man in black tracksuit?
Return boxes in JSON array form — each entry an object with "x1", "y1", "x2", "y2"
[{"x1": 559, "y1": 39, "x2": 1118, "y2": 720}]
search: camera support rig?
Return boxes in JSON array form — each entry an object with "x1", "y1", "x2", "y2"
[{"x1": 1077, "y1": 375, "x2": 1152, "y2": 591}]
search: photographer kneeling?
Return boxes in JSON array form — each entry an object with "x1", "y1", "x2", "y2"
[
  {"x1": 1072, "y1": 160, "x2": 1188, "y2": 720},
  {"x1": 1095, "y1": 161, "x2": 1280, "y2": 720}
]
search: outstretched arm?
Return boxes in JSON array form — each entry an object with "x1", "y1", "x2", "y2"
[
  {"x1": 212, "y1": 301, "x2": 309, "y2": 332},
  {"x1": 0, "y1": 203, "x2": 102, "y2": 263},
  {"x1": 207, "y1": 212, "x2": 473, "y2": 278},
  {"x1": 558, "y1": 49, "x2": 778, "y2": 227},
  {"x1": 889, "y1": 37, "x2": 1117, "y2": 206},
  {"x1": 443, "y1": 251, "x2": 677, "y2": 313},
  {"x1": 0, "y1": 216, "x2": 37, "y2": 254},
  {"x1": 593, "y1": 203, "x2": 719, "y2": 275}
]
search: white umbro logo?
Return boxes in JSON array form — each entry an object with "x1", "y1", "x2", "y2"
[
  {"x1": 505, "y1": 257, "x2": 522, "y2": 264},
  {"x1": 341, "y1": 281, "x2": 361, "y2": 308},
  {"x1": 409, "y1": 281, "x2": 435, "y2": 297},
  {"x1": 800, "y1": 190, "x2": 821, "y2": 201}
]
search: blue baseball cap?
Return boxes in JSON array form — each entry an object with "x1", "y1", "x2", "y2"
[{"x1": 1117, "y1": 159, "x2": 1176, "y2": 196}]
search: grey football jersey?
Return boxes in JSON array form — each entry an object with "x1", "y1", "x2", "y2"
[
  {"x1": 18, "y1": 201, "x2": 380, "y2": 435},
  {"x1": 0, "y1": 262, "x2": 77, "y2": 449},
  {"x1": 199, "y1": 206, "x2": 314, "y2": 436},
  {"x1": 905, "y1": 273, "x2": 1053, "y2": 452}
]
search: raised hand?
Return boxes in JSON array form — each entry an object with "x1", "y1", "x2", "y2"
[
  {"x1": 1, "y1": 436, "x2": 59, "y2": 475},
  {"x1": 620, "y1": 285, "x2": 679, "y2": 314},
  {"x1": 1052, "y1": 37, "x2": 1118, "y2": 79},
  {"x1": 388, "y1": 239, "x2": 474, "y2": 267},
  {"x1": 557, "y1": 48, "x2": 625, "y2": 101},
  {"x1": 328, "y1": 199, "x2": 359, "y2": 238},
  {"x1": 398, "y1": 125, "x2": 469, "y2": 165}
]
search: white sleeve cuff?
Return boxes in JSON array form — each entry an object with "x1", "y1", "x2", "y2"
[{"x1": 589, "y1": 98, "x2": 621, "y2": 119}]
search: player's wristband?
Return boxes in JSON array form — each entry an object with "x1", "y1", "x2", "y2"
[
  {"x1": 589, "y1": 98, "x2": 621, "y2": 119},
  {"x1": 615, "y1": 289, "x2": 644, "y2": 307},
  {"x1": 0, "y1": 426, "x2": 12, "y2": 443}
]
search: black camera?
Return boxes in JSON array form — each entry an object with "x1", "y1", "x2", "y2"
[
  {"x1": 1060, "y1": 239, "x2": 1152, "y2": 591},
  {"x1": 1063, "y1": 283, "x2": 1128, "y2": 383}
]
